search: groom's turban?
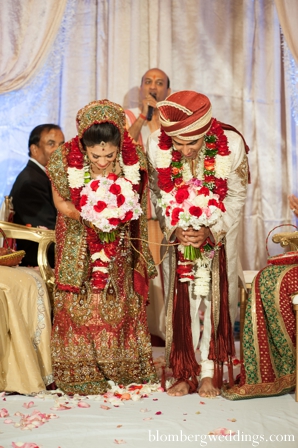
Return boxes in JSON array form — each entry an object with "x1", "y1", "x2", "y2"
[{"x1": 157, "y1": 91, "x2": 212, "y2": 140}]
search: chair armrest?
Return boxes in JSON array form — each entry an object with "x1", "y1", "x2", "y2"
[
  {"x1": 272, "y1": 231, "x2": 298, "y2": 251},
  {"x1": 0, "y1": 221, "x2": 55, "y2": 303}
]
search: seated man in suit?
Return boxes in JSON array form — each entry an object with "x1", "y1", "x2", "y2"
[{"x1": 10, "y1": 124, "x2": 64, "y2": 267}]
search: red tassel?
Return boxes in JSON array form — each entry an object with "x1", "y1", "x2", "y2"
[
  {"x1": 208, "y1": 245, "x2": 235, "y2": 388},
  {"x1": 170, "y1": 247, "x2": 200, "y2": 382},
  {"x1": 218, "y1": 362, "x2": 223, "y2": 389},
  {"x1": 161, "y1": 365, "x2": 166, "y2": 391},
  {"x1": 228, "y1": 358, "x2": 234, "y2": 387}
]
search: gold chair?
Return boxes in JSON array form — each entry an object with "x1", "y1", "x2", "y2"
[
  {"x1": 0, "y1": 220, "x2": 55, "y2": 306},
  {"x1": 271, "y1": 230, "x2": 298, "y2": 251},
  {"x1": 0, "y1": 196, "x2": 14, "y2": 222}
]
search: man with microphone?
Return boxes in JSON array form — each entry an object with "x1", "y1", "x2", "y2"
[
  {"x1": 125, "y1": 68, "x2": 171, "y2": 146},
  {"x1": 125, "y1": 68, "x2": 171, "y2": 346}
]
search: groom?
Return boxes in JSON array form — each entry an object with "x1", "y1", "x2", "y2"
[{"x1": 147, "y1": 91, "x2": 249, "y2": 397}]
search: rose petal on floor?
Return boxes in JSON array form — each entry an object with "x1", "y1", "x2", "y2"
[
  {"x1": 22, "y1": 402, "x2": 34, "y2": 409},
  {"x1": 77, "y1": 402, "x2": 90, "y2": 408}
]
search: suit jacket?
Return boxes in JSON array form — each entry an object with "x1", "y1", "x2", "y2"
[{"x1": 10, "y1": 160, "x2": 56, "y2": 267}]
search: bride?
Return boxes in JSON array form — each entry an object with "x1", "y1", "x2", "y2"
[{"x1": 47, "y1": 99, "x2": 157, "y2": 395}]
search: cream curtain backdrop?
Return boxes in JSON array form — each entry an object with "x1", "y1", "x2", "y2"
[
  {"x1": 275, "y1": 0, "x2": 298, "y2": 64},
  {"x1": 0, "y1": 0, "x2": 298, "y2": 271},
  {"x1": 0, "y1": 0, "x2": 68, "y2": 93}
]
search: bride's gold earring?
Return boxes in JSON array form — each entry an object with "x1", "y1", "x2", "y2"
[{"x1": 112, "y1": 152, "x2": 119, "y2": 173}]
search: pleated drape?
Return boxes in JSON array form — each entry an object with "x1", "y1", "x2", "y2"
[{"x1": 0, "y1": 0, "x2": 297, "y2": 271}]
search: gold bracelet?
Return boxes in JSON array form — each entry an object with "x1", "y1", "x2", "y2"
[{"x1": 79, "y1": 216, "x2": 94, "y2": 229}]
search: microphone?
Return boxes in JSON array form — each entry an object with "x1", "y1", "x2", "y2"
[{"x1": 146, "y1": 92, "x2": 157, "y2": 121}]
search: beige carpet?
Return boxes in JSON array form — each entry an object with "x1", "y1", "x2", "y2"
[{"x1": 0, "y1": 345, "x2": 297, "y2": 448}]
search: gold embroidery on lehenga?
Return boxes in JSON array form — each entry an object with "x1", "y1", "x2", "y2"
[
  {"x1": 68, "y1": 291, "x2": 93, "y2": 326},
  {"x1": 100, "y1": 277, "x2": 123, "y2": 325},
  {"x1": 48, "y1": 145, "x2": 72, "y2": 201},
  {"x1": 51, "y1": 223, "x2": 158, "y2": 394}
]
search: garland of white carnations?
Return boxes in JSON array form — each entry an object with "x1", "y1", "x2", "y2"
[{"x1": 156, "y1": 118, "x2": 231, "y2": 296}]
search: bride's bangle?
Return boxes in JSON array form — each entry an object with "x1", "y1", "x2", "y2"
[{"x1": 79, "y1": 216, "x2": 94, "y2": 229}]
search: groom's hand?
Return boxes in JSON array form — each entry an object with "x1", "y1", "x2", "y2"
[{"x1": 175, "y1": 226, "x2": 209, "y2": 248}]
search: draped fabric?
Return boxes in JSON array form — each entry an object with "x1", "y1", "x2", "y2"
[
  {"x1": 223, "y1": 264, "x2": 297, "y2": 400},
  {"x1": 0, "y1": 0, "x2": 298, "y2": 272},
  {"x1": 0, "y1": 0, "x2": 67, "y2": 93},
  {"x1": 0, "y1": 266, "x2": 53, "y2": 394},
  {"x1": 274, "y1": 1, "x2": 298, "y2": 129},
  {"x1": 274, "y1": 0, "x2": 298, "y2": 64}
]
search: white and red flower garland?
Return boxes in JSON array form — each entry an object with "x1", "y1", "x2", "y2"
[
  {"x1": 156, "y1": 118, "x2": 231, "y2": 295},
  {"x1": 66, "y1": 130, "x2": 141, "y2": 290}
]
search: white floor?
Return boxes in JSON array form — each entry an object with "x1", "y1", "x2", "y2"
[{"x1": 1, "y1": 346, "x2": 297, "y2": 448}]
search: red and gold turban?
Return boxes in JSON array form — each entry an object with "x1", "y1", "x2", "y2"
[{"x1": 157, "y1": 91, "x2": 212, "y2": 140}]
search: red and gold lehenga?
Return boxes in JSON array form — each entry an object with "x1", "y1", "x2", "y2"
[
  {"x1": 222, "y1": 264, "x2": 297, "y2": 400},
  {"x1": 47, "y1": 100, "x2": 157, "y2": 395}
]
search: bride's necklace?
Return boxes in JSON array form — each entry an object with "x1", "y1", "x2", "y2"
[
  {"x1": 85, "y1": 159, "x2": 117, "y2": 182},
  {"x1": 91, "y1": 161, "x2": 114, "y2": 176}
]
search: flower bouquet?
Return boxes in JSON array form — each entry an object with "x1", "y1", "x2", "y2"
[
  {"x1": 79, "y1": 173, "x2": 142, "y2": 289},
  {"x1": 158, "y1": 177, "x2": 225, "y2": 260},
  {"x1": 80, "y1": 173, "x2": 142, "y2": 240},
  {"x1": 158, "y1": 177, "x2": 226, "y2": 295}
]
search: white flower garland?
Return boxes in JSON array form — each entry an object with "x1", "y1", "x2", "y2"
[
  {"x1": 68, "y1": 167, "x2": 84, "y2": 188},
  {"x1": 193, "y1": 257, "x2": 212, "y2": 297},
  {"x1": 179, "y1": 244, "x2": 214, "y2": 296},
  {"x1": 119, "y1": 152, "x2": 140, "y2": 185}
]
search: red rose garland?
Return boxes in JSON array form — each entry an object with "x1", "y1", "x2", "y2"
[
  {"x1": 86, "y1": 226, "x2": 119, "y2": 290},
  {"x1": 156, "y1": 118, "x2": 230, "y2": 283},
  {"x1": 66, "y1": 132, "x2": 140, "y2": 291},
  {"x1": 156, "y1": 118, "x2": 230, "y2": 198},
  {"x1": 122, "y1": 129, "x2": 139, "y2": 166}
]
